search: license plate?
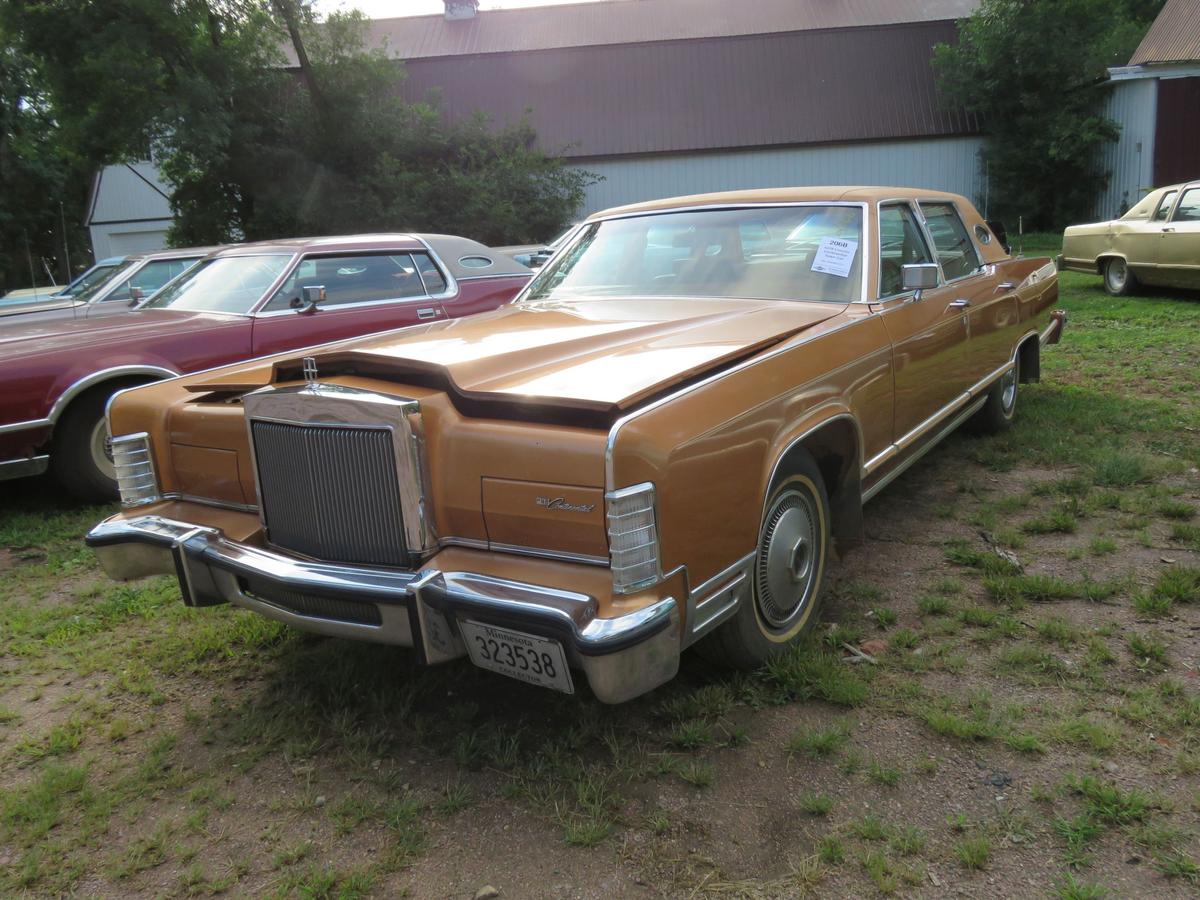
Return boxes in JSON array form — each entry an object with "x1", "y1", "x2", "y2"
[{"x1": 459, "y1": 620, "x2": 574, "y2": 694}]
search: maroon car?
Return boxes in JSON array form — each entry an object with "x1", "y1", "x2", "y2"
[{"x1": 0, "y1": 233, "x2": 531, "y2": 499}]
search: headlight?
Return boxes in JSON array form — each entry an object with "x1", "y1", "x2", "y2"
[
  {"x1": 111, "y1": 432, "x2": 161, "y2": 508},
  {"x1": 605, "y1": 482, "x2": 661, "y2": 594}
]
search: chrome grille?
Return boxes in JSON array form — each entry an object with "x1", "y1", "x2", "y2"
[
  {"x1": 239, "y1": 576, "x2": 383, "y2": 626},
  {"x1": 250, "y1": 420, "x2": 410, "y2": 567}
]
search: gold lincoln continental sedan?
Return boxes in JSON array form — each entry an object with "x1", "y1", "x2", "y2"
[
  {"x1": 87, "y1": 187, "x2": 1065, "y2": 703},
  {"x1": 1061, "y1": 181, "x2": 1200, "y2": 295}
]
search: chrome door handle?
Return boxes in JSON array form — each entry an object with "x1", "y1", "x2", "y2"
[
  {"x1": 996, "y1": 281, "x2": 1016, "y2": 291},
  {"x1": 1163, "y1": 227, "x2": 1175, "y2": 233},
  {"x1": 948, "y1": 298, "x2": 971, "y2": 309},
  {"x1": 417, "y1": 307, "x2": 438, "y2": 320}
]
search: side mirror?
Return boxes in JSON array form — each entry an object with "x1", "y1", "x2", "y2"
[
  {"x1": 292, "y1": 284, "x2": 326, "y2": 314},
  {"x1": 127, "y1": 286, "x2": 145, "y2": 306},
  {"x1": 901, "y1": 263, "x2": 940, "y2": 300}
]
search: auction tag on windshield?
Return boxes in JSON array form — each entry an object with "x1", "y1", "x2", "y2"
[{"x1": 811, "y1": 238, "x2": 859, "y2": 278}]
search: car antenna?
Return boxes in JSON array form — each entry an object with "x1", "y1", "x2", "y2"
[{"x1": 1018, "y1": 215, "x2": 1023, "y2": 258}]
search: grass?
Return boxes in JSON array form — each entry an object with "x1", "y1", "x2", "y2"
[
  {"x1": 0, "y1": 262, "x2": 1197, "y2": 896},
  {"x1": 787, "y1": 722, "x2": 850, "y2": 759},
  {"x1": 953, "y1": 836, "x2": 991, "y2": 870}
]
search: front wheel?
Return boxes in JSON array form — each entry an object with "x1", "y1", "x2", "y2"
[
  {"x1": 1103, "y1": 258, "x2": 1137, "y2": 296},
  {"x1": 51, "y1": 389, "x2": 120, "y2": 502},
  {"x1": 698, "y1": 449, "x2": 830, "y2": 669}
]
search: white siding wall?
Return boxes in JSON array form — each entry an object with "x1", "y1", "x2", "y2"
[
  {"x1": 1096, "y1": 78, "x2": 1157, "y2": 221},
  {"x1": 87, "y1": 162, "x2": 174, "y2": 259},
  {"x1": 572, "y1": 136, "x2": 986, "y2": 217}
]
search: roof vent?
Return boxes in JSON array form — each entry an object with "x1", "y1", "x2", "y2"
[{"x1": 444, "y1": 0, "x2": 479, "y2": 20}]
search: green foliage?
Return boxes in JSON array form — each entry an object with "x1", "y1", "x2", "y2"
[
  {"x1": 934, "y1": 0, "x2": 1166, "y2": 229},
  {"x1": 3, "y1": 2, "x2": 589, "y2": 251},
  {"x1": 0, "y1": 23, "x2": 91, "y2": 292}
]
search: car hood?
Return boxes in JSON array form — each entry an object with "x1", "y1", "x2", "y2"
[
  {"x1": 0, "y1": 308, "x2": 241, "y2": 356},
  {"x1": 293, "y1": 297, "x2": 845, "y2": 413}
]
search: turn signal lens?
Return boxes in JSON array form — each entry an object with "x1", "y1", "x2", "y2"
[
  {"x1": 605, "y1": 482, "x2": 661, "y2": 594},
  {"x1": 112, "y1": 432, "x2": 161, "y2": 508}
]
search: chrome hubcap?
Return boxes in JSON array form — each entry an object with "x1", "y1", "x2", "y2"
[
  {"x1": 756, "y1": 488, "x2": 820, "y2": 630},
  {"x1": 90, "y1": 418, "x2": 116, "y2": 481},
  {"x1": 1000, "y1": 368, "x2": 1017, "y2": 413},
  {"x1": 1108, "y1": 260, "x2": 1126, "y2": 288}
]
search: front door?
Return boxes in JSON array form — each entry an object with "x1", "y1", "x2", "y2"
[
  {"x1": 250, "y1": 251, "x2": 448, "y2": 356},
  {"x1": 1159, "y1": 186, "x2": 1200, "y2": 290},
  {"x1": 876, "y1": 202, "x2": 972, "y2": 441}
]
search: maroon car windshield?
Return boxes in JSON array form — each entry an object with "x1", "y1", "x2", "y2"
[{"x1": 142, "y1": 255, "x2": 292, "y2": 314}]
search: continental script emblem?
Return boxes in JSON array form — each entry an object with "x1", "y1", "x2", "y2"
[
  {"x1": 536, "y1": 496, "x2": 596, "y2": 514},
  {"x1": 302, "y1": 357, "x2": 318, "y2": 384}
]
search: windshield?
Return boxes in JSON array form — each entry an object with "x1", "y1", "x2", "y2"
[
  {"x1": 142, "y1": 254, "x2": 292, "y2": 314},
  {"x1": 72, "y1": 259, "x2": 139, "y2": 304},
  {"x1": 523, "y1": 206, "x2": 864, "y2": 304},
  {"x1": 61, "y1": 262, "x2": 122, "y2": 298}
]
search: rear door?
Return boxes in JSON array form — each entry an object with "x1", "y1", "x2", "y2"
[
  {"x1": 875, "y1": 201, "x2": 972, "y2": 440},
  {"x1": 1159, "y1": 186, "x2": 1200, "y2": 289},
  {"x1": 250, "y1": 251, "x2": 448, "y2": 356}
]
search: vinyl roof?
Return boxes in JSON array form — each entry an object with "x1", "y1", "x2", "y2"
[
  {"x1": 1129, "y1": 0, "x2": 1200, "y2": 65},
  {"x1": 351, "y1": 0, "x2": 979, "y2": 60}
]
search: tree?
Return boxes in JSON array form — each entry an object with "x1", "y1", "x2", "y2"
[
  {"x1": 0, "y1": 26, "x2": 90, "y2": 292},
  {"x1": 934, "y1": 0, "x2": 1166, "y2": 229},
  {"x1": 3, "y1": 1, "x2": 590, "y2": 254}
]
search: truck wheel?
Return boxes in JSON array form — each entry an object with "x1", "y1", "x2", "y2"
[
  {"x1": 51, "y1": 388, "x2": 120, "y2": 502},
  {"x1": 1103, "y1": 258, "x2": 1137, "y2": 296},
  {"x1": 969, "y1": 356, "x2": 1019, "y2": 435},
  {"x1": 698, "y1": 449, "x2": 830, "y2": 669}
]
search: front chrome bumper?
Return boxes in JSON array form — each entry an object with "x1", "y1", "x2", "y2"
[{"x1": 85, "y1": 515, "x2": 680, "y2": 703}]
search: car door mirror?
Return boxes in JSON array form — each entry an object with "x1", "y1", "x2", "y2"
[
  {"x1": 292, "y1": 284, "x2": 326, "y2": 314},
  {"x1": 127, "y1": 287, "x2": 145, "y2": 306},
  {"x1": 901, "y1": 263, "x2": 939, "y2": 300}
]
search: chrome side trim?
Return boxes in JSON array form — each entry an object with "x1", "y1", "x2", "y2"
[
  {"x1": 487, "y1": 542, "x2": 609, "y2": 567},
  {"x1": 0, "y1": 418, "x2": 51, "y2": 435},
  {"x1": 0, "y1": 454, "x2": 49, "y2": 481},
  {"x1": 162, "y1": 493, "x2": 259, "y2": 514},
  {"x1": 862, "y1": 395, "x2": 986, "y2": 503},
  {"x1": 439, "y1": 536, "x2": 490, "y2": 551},
  {"x1": 684, "y1": 551, "x2": 754, "y2": 646}
]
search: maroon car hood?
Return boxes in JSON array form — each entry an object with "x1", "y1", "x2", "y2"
[{"x1": 0, "y1": 309, "x2": 245, "y2": 356}]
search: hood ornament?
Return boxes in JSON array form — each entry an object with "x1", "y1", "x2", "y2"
[{"x1": 302, "y1": 357, "x2": 318, "y2": 384}]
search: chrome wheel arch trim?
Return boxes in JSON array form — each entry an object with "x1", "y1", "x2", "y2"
[{"x1": 54, "y1": 364, "x2": 180, "y2": 423}]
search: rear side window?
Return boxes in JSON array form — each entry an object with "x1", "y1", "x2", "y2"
[
  {"x1": 414, "y1": 253, "x2": 447, "y2": 294},
  {"x1": 1153, "y1": 190, "x2": 1177, "y2": 221},
  {"x1": 879, "y1": 203, "x2": 934, "y2": 297},
  {"x1": 919, "y1": 202, "x2": 982, "y2": 281},
  {"x1": 1173, "y1": 188, "x2": 1200, "y2": 222},
  {"x1": 263, "y1": 253, "x2": 429, "y2": 311}
]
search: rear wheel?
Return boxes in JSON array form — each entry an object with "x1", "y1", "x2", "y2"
[
  {"x1": 698, "y1": 449, "x2": 830, "y2": 669},
  {"x1": 1103, "y1": 258, "x2": 1137, "y2": 296},
  {"x1": 51, "y1": 388, "x2": 123, "y2": 501},
  {"x1": 969, "y1": 355, "x2": 1020, "y2": 435}
]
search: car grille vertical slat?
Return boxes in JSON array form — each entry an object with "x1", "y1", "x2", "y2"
[{"x1": 251, "y1": 420, "x2": 409, "y2": 567}]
